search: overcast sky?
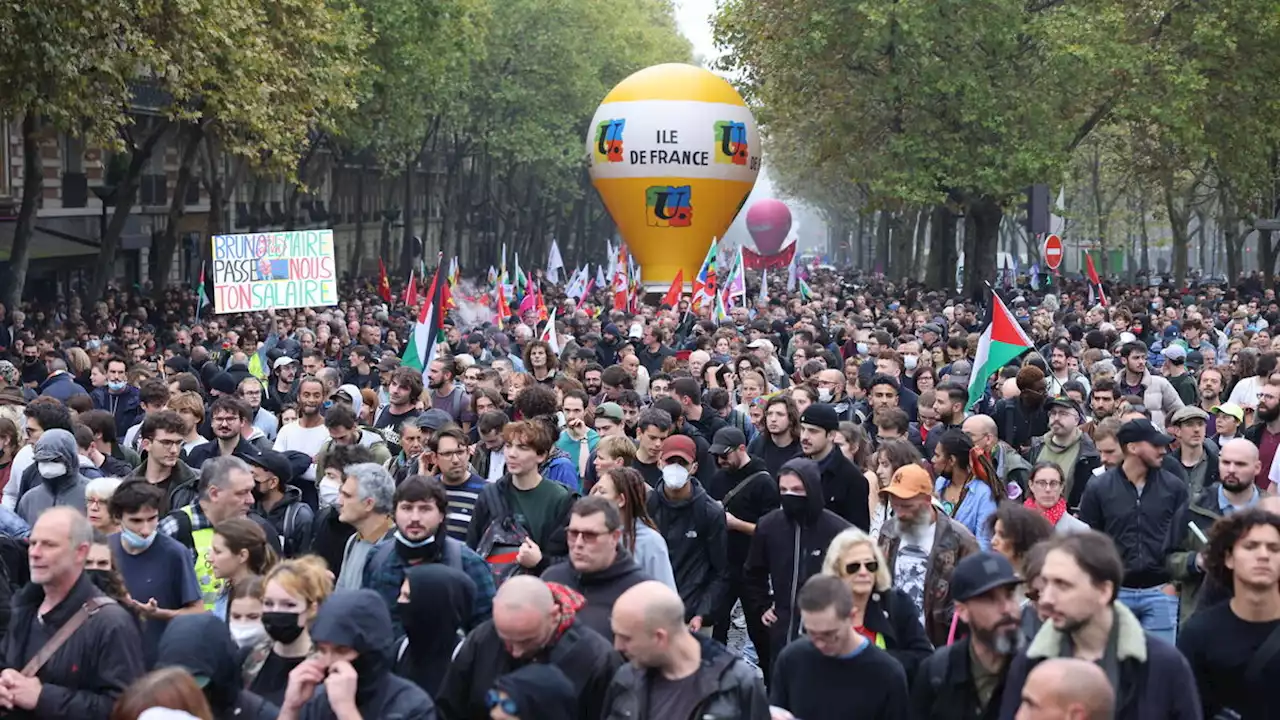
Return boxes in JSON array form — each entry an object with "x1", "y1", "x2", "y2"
[{"x1": 674, "y1": 0, "x2": 719, "y2": 66}]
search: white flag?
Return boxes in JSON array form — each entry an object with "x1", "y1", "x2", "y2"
[
  {"x1": 546, "y1": 239, "x2": 565, "y2": 284},
  {"x1": 541, "y1": 307, "x2": 560, "y2": 355},
  {"x1": 759, "y1": 269, "x2": 768, "y2": 304},
  {"x1": 596, "y1": 264, "x2": 607, "y2": 290},
  {"x1": 786, "y1": 249, "x2": 798, "y2": 292}
]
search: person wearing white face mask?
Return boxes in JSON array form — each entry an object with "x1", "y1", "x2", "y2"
[
  {"x1": 15, "y1": 428, "x2": 91, "y2": 525},
  {"x1": 108, "y1": 478, "x2": 204, "y2": 665},
  {"x1": 645, "y1": 434, "x2": 729, "y2": 635}
]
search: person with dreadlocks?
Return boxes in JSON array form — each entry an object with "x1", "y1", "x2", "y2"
[{"x1": 931, "y1": 429, "x2": 1001, "y2": 551}]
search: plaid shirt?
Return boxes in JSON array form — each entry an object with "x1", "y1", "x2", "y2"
[
  {"x1": 159, "y1": 502, "x2": 214, "y2": 542},
  {"x1": 362, "y1": 536, "x2": 495, "y2": 632}
]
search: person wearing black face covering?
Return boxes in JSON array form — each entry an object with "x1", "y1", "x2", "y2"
[
  {"x1": 278, "y1": 589, "x2": 436, "y2": 720},
  {"x1": 743, "y1": 458, "x2": 850, "y2": 675},
  {"x1": 395, "y1": 564, "x2": 477, "y2": 696},
  {"x1": 486, "y1": 664, "x2": 576, "y2": 720},
  {"x1": 157, "y1": 613, "x2": 279, "y2": 720},
  {"x1": 362, "y1": 475, "x2": 496, "y2": 637}
]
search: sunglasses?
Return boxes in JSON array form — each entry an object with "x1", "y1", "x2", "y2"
[
  {"x1": 845, "y1": 561, "x2": 879, "y2": 575},
  {"x1": 485, "y1": 690, "x2": 518, "y2": 715}
]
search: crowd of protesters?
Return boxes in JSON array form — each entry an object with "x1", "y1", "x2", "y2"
[{"x1": 0, "y1": 266, "x2": 1273, "y2": 719}]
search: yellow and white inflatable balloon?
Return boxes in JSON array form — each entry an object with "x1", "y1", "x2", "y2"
[{"x1": 587, "y1": 63, "x2": 760, "y2": 287}]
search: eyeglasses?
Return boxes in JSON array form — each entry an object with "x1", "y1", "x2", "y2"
[
  {"x1": 566, "y1": 528, "x2": 612, "y2": 543},
  {"x1": 844, "y1": 561, "x2": 879, "y2": 575},
  {"x1": 485, "y1": 690, "x2": 519, "y2": 716},
  {"x1": 1031, "y1": 479, "x2": 1063, "y2": 489},
  {"x1": 436, "y1": 449, "x2": 467, "y2": 459},
  {"x1": 151, "y1": 438, "x2": 182, "y2": 449}
]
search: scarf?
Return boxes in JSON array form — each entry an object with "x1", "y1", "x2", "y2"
[
  {"x1": 1025, "y1": 496, "x2": 1067, "y2": 527},
  {"x1": 546, "y1": 582, "x2": 585, "y2": 644},
  {"x1": 1036, "y1": 429, "x2": 1083, "y2": 500}
]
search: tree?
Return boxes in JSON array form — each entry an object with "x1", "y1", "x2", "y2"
[{"x1": 0, "y1": 1, "x2": 152, "y2": 309}]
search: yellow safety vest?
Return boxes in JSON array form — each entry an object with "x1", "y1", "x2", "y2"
[
  {"x1": 182, "y1": 505, "x2": 222, "y2": 610},
  {"x1": 248, "y1": 352, "x2": 267, "y2": 381}
]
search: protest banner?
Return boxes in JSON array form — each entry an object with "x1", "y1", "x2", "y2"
[{"x1": 211, "y1": 230, "x2": 338, "y2": 313}]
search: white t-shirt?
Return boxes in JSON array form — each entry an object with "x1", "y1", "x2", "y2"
[
  {"x1": 2, "y1": 445, "x2": 33, "y2": 510},
  {"x1": 273, "y1": 422, "x2": 329, "y2": 481},
  {"x1": 894, "y1": 520, "x2": 938, "y2": 628}
]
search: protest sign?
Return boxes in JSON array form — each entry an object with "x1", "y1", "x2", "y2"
[{"x1": 211, "y1": 230, "x2": 338, "y2": 313}]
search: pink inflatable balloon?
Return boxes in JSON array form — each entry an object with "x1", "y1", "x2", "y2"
[{"x1": 745, "y1": 199, "x2": 792, "y2": 255}]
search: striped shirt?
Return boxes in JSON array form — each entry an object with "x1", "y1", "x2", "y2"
[{"x1": 439, "y1": 473, "x2": 489, "y2": 541}]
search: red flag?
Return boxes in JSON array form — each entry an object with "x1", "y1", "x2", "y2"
[
  {"x1": 377, "y1": 258, "x2": 392, "y2": 303},
  {"x1": 1085, "y1": 253, "x2": 1108, "y2": 307},
  {"x1": 404, "y1": 271, "x2": 418, "y2": 308},
  {"x1": 495, "y1": 284, "x2": 511, "y2": 329},
  {"x1": 660, "y1": 269, "x2": 684, "y2": 308}
]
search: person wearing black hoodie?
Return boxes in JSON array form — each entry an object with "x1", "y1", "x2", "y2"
[
  {"x1": 705, "y1": 427, "x2": 778, "y2": 661},
  {"x1": 542, "y1": 496, "x2": 652, "y2": 641},
  {"x1": 645, "y1": 434, "x2": 728, "y2": 633},
  {"x1": 487, "y1": 664, "x2": 577, "y2": 720},
  {"x1": 278, "y1": 589, "x2": 435, "y2": 720},
  {"x1": 743, "y1": 458, "x2": 851, "y2": 671},
  {"x1": 395, "y1": 564, "x2": 477, "y2": 697},
  {"x1": 157, "y1": 613, "x2": 279, "y2": 720}
]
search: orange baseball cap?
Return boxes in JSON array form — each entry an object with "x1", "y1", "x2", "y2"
[{"x1": 880, "y1": 464, "x2": 934, "y2": 500}]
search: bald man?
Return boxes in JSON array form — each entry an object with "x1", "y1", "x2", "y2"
[
  {"x1": 1015, "y1": 658, "x2": 1114, "y2": 720},
  {"x1": 963, "y1": 413, "x2": 1031, "y2": 496},
  {"x1": 1168, "y1": 437, "x2": 1262, "y2": 620},
  {"x1": 437, "y1": 576, "x2": 620, "y2": 720},
  {"x1": 603, "y1": 581, "x2": 769, "y2": 720},
  {"x1": 0, "y1": 507, "x2": 144, "y2": 717}
]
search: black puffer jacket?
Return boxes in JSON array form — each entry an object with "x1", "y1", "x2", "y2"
[
  {"x1": 157, "y1": 613, "x2": 278, "y2": 720},
  {"x1": 646, "y1": 479, "x2": 729, "y2": 622},
  {"x1": 542, "y1": 549, "x2": 651, "y2": 641},
  {"x1": 743, "y1": 458, "x2": 850, "y2": 657},
  {"x1": 1, "y1": 573, "x2": 145, "y2": 719},
  {"x1": 300, "y1": 589, "x2": 436, "y2": 720}
]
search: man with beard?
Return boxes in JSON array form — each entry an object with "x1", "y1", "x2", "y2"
[
  {"x1": 993, "y1": 365, "x2": 1050, "y2": 455},
  {"x1": 581, "y1": 363, "x2": 604, "y2": 405},
  {"x1": 747, "y1": 395, "x2": 802, "y2": 477},
  {"x1": 911, "y1": 552, "x2": 1023, "y2": 720},
  {"x1": 1046, "y1": 341, "x2": 1089, "y2": 397},
  {"x1": 1078, "y1": 419, "x2": 1186, "y2": 644},
  {"x1": 1167, "y1": 438, "x2": 1262, "y2": 622},
  {"x1": 375, "y1": 367, "x2": 424, "y2": 449},
  {"x1": 362, "y1": 475, "x2": 494, "y2": 636},
  {"x1": 1114, "y1": 340, "x2": 1183, "y2": 429},
  {"x1": 705, "y1": 427, "x2": 777, "y2": 659},
  {"x1": 1000, "y1": 532, "x2": 1200, "y2": 720},
  {"x1": 924, "y1": 382, "x2": 968, "y2": 460},
  {"x1": 427, "y1": 356, "x2": 473, "y2": 431},
  {"x1": 1084, "y1": 377, "x2": 1119, "y2": 433},
  {"x1": 1196, "y1": 368, "x2": 1224, "y2": 437},
  {"x1": 273, "y1": 377, "x2": 329, "y2": 481},
  {"x1": 265, "y1": 356, "x2": 298, "y2": 413},
  {"x1": 770, "y1": 576, "x2": 909, "y2": 720},
  {"x1": 1244, "y1": 378, "x2": 1280, "y2": 494},
  {"x1": 1028, "y1": 397, "x2": 1100, "y2": 513},
  {"x1": 432, "y1": 427, "x2": 487, "y2": 541},
  {"x1": 186, "y1": 396, "x2": 261, "y2": 469},
  {"x1": 1178, "y1": 508, "x2": 1280, "y2": 719}
]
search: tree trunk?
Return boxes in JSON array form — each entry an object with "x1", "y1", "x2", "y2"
[
  {"x1": 89, "y1": 121, "x2": 169, "y2": 301},
  {"x1": 965, "y1": 196, "x2": 1002, "y2": 304},
  {"x1": 6, "y1": 109, "x2": 43, "y2": 309},
  {"x1": 927, "y1": 204, "x2": 958, "y2": 290},
  {"x1": 400, "y1": 156, "x2": 416, "y2": 276},
  {"x1": 1139, "y1": 193, "x2": 1151, "y2": 276},
  {"x1": 912, "y1": 208, "x2": 929, "y2": 281},
  {"x1": 152, "y1": 123, "x2": 203, "y2": 298},
  {"x1": 352, "y1": 161, "x2": 367, "y2": 275},
  {"x1": 1162, "y1": 172, "x2": 1190, "y2": 286}
]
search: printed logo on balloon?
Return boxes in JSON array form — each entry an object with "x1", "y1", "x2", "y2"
[
  {"x1": 713, "y1": 121, "x2": 749, "y2": 166},
  {"x1": 595, "y1": 119, "x2": 625, "y2": 163},
  {"x1": 646, "y1": 186, "x2": 692, "y2": 227}
]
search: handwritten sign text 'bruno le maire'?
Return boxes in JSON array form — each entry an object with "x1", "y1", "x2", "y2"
[{"x1": 212, "y1": 230, "x2": 338, "y2": 313}]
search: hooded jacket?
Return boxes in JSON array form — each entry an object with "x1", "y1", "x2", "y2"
[
  {"x1": 1, "y1": 572, "x2": 145, "y2": 719},
  {"x1": 645, "y1": 479, "x2": 729, "y2": 622},
  {"x1": 493, "y1": 664, "x2": 577, "y2": 720},
  {"x1": 16, "y1": 429, "x2": 90, "y2": 525},
  {"x1": 395, "y1": 564, "x2": 476, "y2": 697},
  {"x1": 157, "y1": 614, "x2": 278, "y2": 720},
  {"x1": 437, "y1": 584, "x2": 623, "y2": 720},
  {"x1": 299, "y1": 589, "x2": 436, "y2": 720},
  {"x1": 38, "y1": 372, "x2": 88, "y2": 403},
  {"x1": 602, "y1": 632, "x2": 770, "y2": 720},
  {"x1": 542, "y1": 548, "x2": 652, "y2": 641},
  {"x1": 90, "y1": 384, "x2": 144, "y2": 439},
  {"x1": 261, "y1": 485, "x2": 314, "y2": 558},
  {"x1": 815, "y1": 445, "x2": 870, "y2": 530},
  {"x1": 743, "y1": 458, "x2": 851, "y2": 654}
]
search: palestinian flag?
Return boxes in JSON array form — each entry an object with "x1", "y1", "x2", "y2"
[
  {"x1": 798, "y1": 278, "x2": 813, "y2": 301},
  {"x1": 967, "y1": 288, "x2": 1034, "y2": 410},
  {"x1": 197, "y1": 262, "x2": 210, "y2": 317},
  {"x1": 402, "y1": 256, "x2": 451, "y2": 375}
]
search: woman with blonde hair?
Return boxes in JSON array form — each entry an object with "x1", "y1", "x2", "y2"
[
  {"x1": 245, "y1": 556, "x2": 333, "y2": 705},
  {"x1": 822, "y1": 527, "x2": 933, "y2": 680}
]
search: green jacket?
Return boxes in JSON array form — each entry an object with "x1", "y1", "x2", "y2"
[{"x1": 1165, "y1": 484, "x2": 1222, "y2": 623}]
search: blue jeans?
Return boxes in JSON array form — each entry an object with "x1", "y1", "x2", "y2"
[{"x1": 1118, "y1": 586, "x2": 1178, "y2": 645}]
